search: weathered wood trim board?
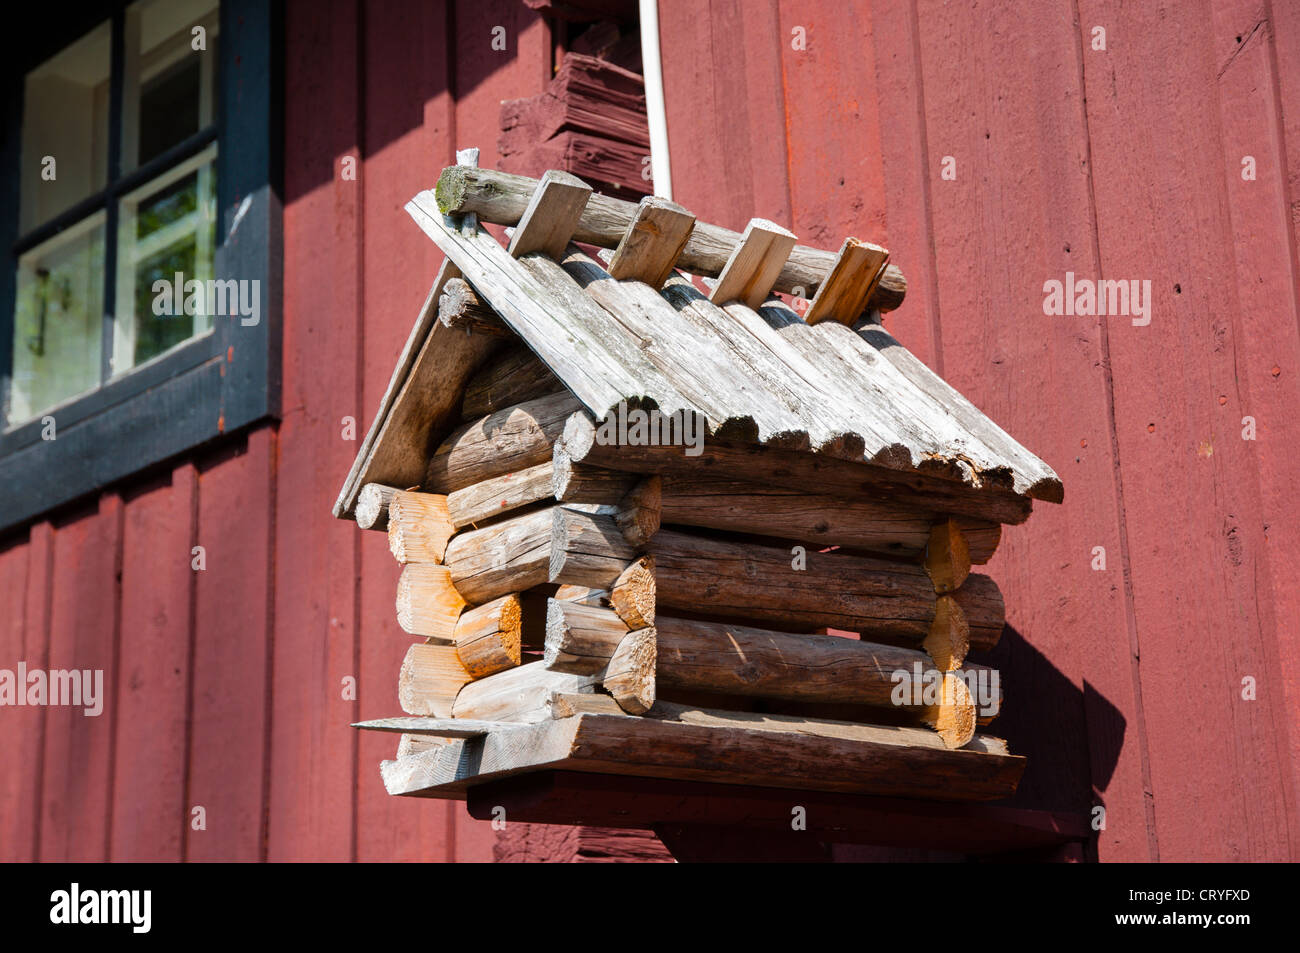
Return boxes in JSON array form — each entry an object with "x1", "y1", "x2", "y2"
[{"x1": 374, "y1": 707, "x2": 1025, "y2": 802}]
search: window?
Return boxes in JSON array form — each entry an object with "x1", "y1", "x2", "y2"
[{"x1": 0, "y1": 0, "x2": 281, "y2": 532}]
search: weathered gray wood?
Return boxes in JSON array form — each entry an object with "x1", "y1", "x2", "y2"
[
  {"x1": 615, "y1": 475, "x2": 660, "y2": 546},
  {"x1": 353, "y1": 717, "x2": 499, "y2": 737},
  {"x1": 461, "y1": 346, "x2": 565, "y2": 420},
  {"x1": 450, "y1": 660, "x2": 600, "y2": 723},
  {"x1": 650, "y1": 527, "x2": 937, "y2": 643},
  {"x1": 551, "y1": 453, "x2": 639, "y2": 504},
  {"x1": 439, "y1": 277, "x2": 511, "y2": 337},
  {"x1": 603, "y1": 626, "x2": 656, "y2": 714},
  {"x1": 562, "y1": 249, "x2": 796, "y2": 444},
  {"x1": 544, "y1": 599, "x2": 630, "y2": 673},
  {"x1": 804, "y1": 237, "x2": 890, "y2": 326},
  {"x1": 856, "y1": 322, "x2": 1064, "y2": 503},
  {"x1": 406, "y1": 192, "x2": 696, "y2": 422},
  {"x1": 380, "y1": 709, "x2": 1024, "y2": 801},
  {"x1": 557, "y1": 412, "x2": 1034, "y2": 525},
  {"x1": 709, "y1": 217, "x2": 797, "y2": 308},
  {"x1": 606, "y1": 196, "x2": 696, "y2": 287},
  {"x1": 744, "y1": 295, "x2": 989, "y2": 477},
  {"x1": 445, "y1": 462, "x2": 554, "y2": 529},
  {"x1": 355, "y1": 483, "x2": 398, "y2": 531},
  {"x1": 441, "y1": 507, "x2": 554, "y2": 605},
  {"x1": 654, "y1": 616, "x2": 975, "y2": 747},
  {"x1": 550, "y1": 507, "x2": 640, "y2": 589},
  {"x1": 426, "y1": 390, "x2": 582, "y2": 494},
  {"x1": 507, "y1": 169, "x2": 593, "y2": 259},
  {"x1": 659, "y1": 473, "x2": 932, "y2": 558},
  {"x1": 432, "y1": 164, "x2": 908, "y2": 311}
]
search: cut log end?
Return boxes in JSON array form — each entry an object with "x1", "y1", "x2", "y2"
[
  {"x1": 455, "y1": 594, "x2": 524, "y2": 679},
  {"x1": 388, "y1": 490, "x2": 455, "y2": 565},
  {"x1": 603, "y1": 626, "x2": 657, "y2": 715},
  {"x1": 616, "y1": 475, "x2": 661, "y2": 546},
  {"x1": 396, "y1": 564, "x2": 467, "y2": 641},
  {"x1": 398, "y1": 643, "x2": 472, "y2": 717},
  {"x1": 544, "y1": 598, "x2": 631, "y2": 674},
  {"x1": 919, "y1": 673, "x2": 977, "y2": 750},
  {"x1": 924, "y1": 517, "x2": 972, "y2": 594},
  {"x1": 356, "y1": 483, "x2": 397, "y2": 531},
  {"x1": 922, "y1": 594, "x2": 970, "y2": 671},
  {"x1": 610, "y1": 554, "x2": 656, "y2": 629}
]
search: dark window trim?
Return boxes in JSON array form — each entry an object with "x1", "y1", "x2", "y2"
[{"x1": 0, "y1": 0, "x2": 282, "y2": 532}]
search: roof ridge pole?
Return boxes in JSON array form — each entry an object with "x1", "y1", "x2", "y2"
[{"x1": 638, "y1": 0, "x2": 673, "y2": 200}]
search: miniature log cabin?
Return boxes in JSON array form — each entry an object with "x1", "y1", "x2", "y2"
[{"x1": 336, "y1": 151, "x2": 1062, "y2": 805}]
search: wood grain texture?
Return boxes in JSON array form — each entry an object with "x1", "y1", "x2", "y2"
[
  {"x1": 709, "y1": 217, "x2": 798, "y2": 307},
  {"x1": 507, "y1": 169, "x2": 593, "y2": 259},
  {"x1": 439, "y1": 277, "x2": 511, "y2": 337},
  {"x1": 649, "y1": 527, "x2": 937, "y2": 641},
  {"x1": 399, "y1": 643, "x2": 473, "y2": 717},
  {"x1": 455, "y1": 594, "x2": 523, "y2": 678},
  {"x1": 461, "y1": 346, "x2": 564, "y2": 420},
  {"x1": 606, "y1": 196, "x2": 697, "y2": 287},
  {"x1": 387, "y1": 490, "x2": 455, "y2": 565},
  {"x1": 433, "y1": 164, "x2": 908, "y2": 310},
  {"x1": 381, "y1": 709, "x2": 1023, "y2": 801},
  {"x1": 804, "y1": 237, "x2": 890, "y2": 326},
  {"x1": 427, "y1": 391, "x2": 583, "y2": 494},
  {"x1": 397, "y1": 563, "x2": 469, "y2": 640},
  {"x1": 442, "y1": 506, "x2": 554, "y2": 605},
  {"x1": 446, "y1": 462, "x2": 554, "y2": 529}
]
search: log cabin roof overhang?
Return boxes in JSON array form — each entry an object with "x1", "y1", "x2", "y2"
[{"x1": 335, "y1": 162, "x2": 1061, "y2": 525}]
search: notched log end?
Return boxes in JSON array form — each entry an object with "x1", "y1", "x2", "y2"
[{"x1": 435, "y1": 165, "x2": 471, "y2": 214}]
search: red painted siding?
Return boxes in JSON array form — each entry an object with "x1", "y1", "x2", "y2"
[
  {"x1": 659, "y1": 0, "x2": 1300, "y2": 861},
  {"x1": 1, "y1": 0, "x2": 1296, "y2": 863}
]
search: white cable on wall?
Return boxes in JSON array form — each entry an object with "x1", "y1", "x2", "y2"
[{"x1": 639, "y1": 0, "x2": 673, "y2": 200}]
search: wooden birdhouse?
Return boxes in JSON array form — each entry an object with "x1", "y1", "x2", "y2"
[{"x1": 336, "y1": 152, "x2": 1062, "y2": 811}]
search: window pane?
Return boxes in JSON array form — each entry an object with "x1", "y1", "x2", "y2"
[
  {"x1": 19, "y1": 23, "x2": 111, "y2": 232},
  {"x1": 112, "y1": 146, "x2": 217, "y2": 373},
  {"x1": 122, "y1": 0, "x2": 220, "y2": 172},
  {"x1": 9, "y1": 216, "x2": 106, "y2": 424}
]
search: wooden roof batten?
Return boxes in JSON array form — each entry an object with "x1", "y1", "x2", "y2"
[
  {"x1": 331, "y1": 154, "x2": 1075, "y2": 854},
  {"x1": 400, "y1": 189, "x2": 1058, "y2": 500}
]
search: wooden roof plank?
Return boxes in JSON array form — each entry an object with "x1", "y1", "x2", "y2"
[
  {"x1": 804, "y1": 237, "x2": 891, "y2": 326},
  {"x1": 507, "y1": 169, "x2": 593, "y2": 259},
  {"x1": 606, "y1": 196, "x2": 696, "y2": 287},
  {"x1": 708, "y1": 217, "x2": 798, "y2": 308}
]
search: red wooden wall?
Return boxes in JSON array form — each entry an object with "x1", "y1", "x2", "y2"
[
  {"x1": 658, "y1": 0, "x2": 1300, "y2": 861},
  {"x1": 2, "y1": 0, "x2": 1298, "y2": 863}
]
